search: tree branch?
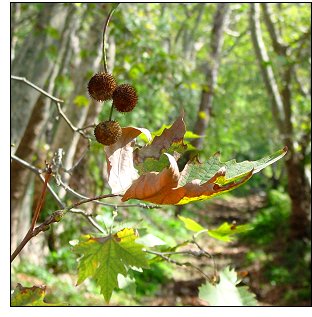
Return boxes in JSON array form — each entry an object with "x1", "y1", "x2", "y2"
[
  {"x1": 11, "y1": 75, "x2": 90, "y2": 140},
  {"x1": 11, "y1": 75, "x2": 64, "y2": 103},
  {"x1": 10, "y1": 154, "x2": 114, "y2": 261},
  {"x1": 144, "y1": 249, "x2": 212, "y2": 281},
  {"x1": 11, "y1": 210, "x2": 65, "y2": 262}
]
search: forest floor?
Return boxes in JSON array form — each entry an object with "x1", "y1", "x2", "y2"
[
  {"x1": 12, "y1": 193, "x2": 310, "y2": 307},
  {"x1": 143, "y1": 193, "x2": 310, "y2": 307}
]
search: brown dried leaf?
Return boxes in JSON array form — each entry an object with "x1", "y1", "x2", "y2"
[
  {"x1": 134, "y1": 112, "x2": 186, "y2": 165},
  {"x1": 104, "y1": 127, "x2": 151, "y2": 194}
]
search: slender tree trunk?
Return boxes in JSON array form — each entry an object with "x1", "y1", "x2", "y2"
[
  {"x1": 191, "y1": 4, "x2": 230, "y2": 149},
  {"x1": 250, "y1": 3, "x2": 310, "y2": 240},
  {"x1": 52, "y1": 4, "x2": 111, "y2": 200},
  {"x1": 175, "y1": 4, "x2": 230, "y2": 217},
  {"x1": 10, "y1": 3, "x2": 21, "y2": 61}
]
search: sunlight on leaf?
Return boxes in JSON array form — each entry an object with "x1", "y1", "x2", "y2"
[
  {"x1": 207, "y1": 222, "x2": 253, "y2": 242},
  {"x1": 199, "y1": 267, "x2": 257, "y2": 306},
  {"x1": 178, "y1": 215, "x2": 206, "y2": 232},
  {"x1": 105, "y1": 126, "x2": 151, "y2": 194},
  {"x1": 103, "y1": 114, "x2": 287, "y2": 205},
  {"x1": 72, "y1": 228, "x2": 149, "y2": 303}
]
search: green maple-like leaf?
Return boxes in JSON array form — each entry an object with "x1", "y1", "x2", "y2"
[
  {"x1": 72, "y1": 228, "x2": 149, "y2": 303},
  {"x1": 199, "y1": 267, "x2": 257, "y2": 306},
  {"x1": 11, "y1": 284, "x2": 67, "y2": 306}
]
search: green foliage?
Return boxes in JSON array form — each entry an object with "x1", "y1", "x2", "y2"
[
  {"x1": 133, "y1": 262, "x2": 173, "y2": 296},
  {"x1": 207, "y1": 222, "x2": 253, "y2": 242},
  {"x1": 73, "y1": 95, "x2": 90, "y2": 107},
  {"x1": 241, "y1": 189, "x2": 291, "y2": 245},
  {"x1": 178, "y1": 215, "x2": 205, "y2": 232},
  {"x1": 72, "y1": 228, "x2": 149, "y2": 303},
  {"x1": 11, "y1": 2, "x2": 310, "y2": 307},
  {"x1": 199, "y1": 267, "x2": 257, "y2": 306},
  {"x1": 45, "y1": 246, "x2": 77, "y2": 273}
]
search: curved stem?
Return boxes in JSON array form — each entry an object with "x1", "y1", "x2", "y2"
[{"x1": 102, "y1": 3, "x2": 120, "y2": 73}]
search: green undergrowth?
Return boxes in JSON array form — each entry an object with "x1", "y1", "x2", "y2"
[{"x1": 240, "y1": 189, "x2": 311, "y2": 306}]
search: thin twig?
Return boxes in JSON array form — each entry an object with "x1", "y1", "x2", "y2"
[
  {"x1": 57, "y1": 176, "x2": 160, "y2": 209},
  {"x1": 76, "y1": 123, "x2": 96, "y2": 131},
  {"x1": 11, "y1": 75, "x2": 90, "y2": 139},
  {"x1": 192, "y1": 237, "x2": 218, "y2": 276},
  {"x1": 30, "y1": 164, "x2": 52, "y2": 231},
  {"x1": 11, "y1": 75, "x2": 64, "y2": 103},
  {"x1": 108, "y1": 103, "x2": 114, "y2": 121},
  {"x1": 67, "y1": 193, "x2": 120, "y2": 210},
  {"x1": 11, "y1": 155, "x2": 110, "y2": 246},
  {"x1": 144, "y1": 249, "x2": 212, "y2": 281},
  {"x1": 11, "y1": 154, "x2": 64, "y2": 208}
]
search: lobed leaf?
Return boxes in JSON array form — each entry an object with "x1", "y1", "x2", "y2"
[
  {"x1": 72, "y1": 228, "x2": 149, "y2": 303},
  {"x1": 103, "y1": 113, "x2": 287, "y2": 205}
]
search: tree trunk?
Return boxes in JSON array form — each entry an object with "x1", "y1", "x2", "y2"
[
  {"x1": 250, "y1": 3, "x2": 310, "y2": 240},
  {"x1": 11, "y1": 4, "x2": 78, "y2": 251},
  {"x1": 191, "y1": 4, "x2": 230, "y2": 149},
  {"x1": 11, "y1": 4, "x2": 67, "y2": 148}
]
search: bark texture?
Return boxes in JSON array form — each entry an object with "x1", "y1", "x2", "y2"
[
  {"x1": 11, "y1": 4, "x2": 66, "y2": 147},
  {"x1": 11, "y1": 5, "x2": 78, "y2": 251}
]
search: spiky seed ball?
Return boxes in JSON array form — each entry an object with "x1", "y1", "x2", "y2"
[
  {"x1": 88, "y1": 72, "x2": 117, "y2": 102},
  {"x1": 94, "y1": 120, "x2": 122, "y2": 146},
  {"x1": 112, "y1": 84, "x2": 138, "y2": 112}
]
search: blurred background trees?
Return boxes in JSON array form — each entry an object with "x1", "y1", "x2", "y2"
[{"x1": 11, "y1": 3, "x2": 311, "y2": 306}]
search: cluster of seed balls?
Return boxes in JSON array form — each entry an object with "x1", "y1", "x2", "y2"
[{"x1": 88, "y1": 72, "x2": 138, "y2": 145}]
